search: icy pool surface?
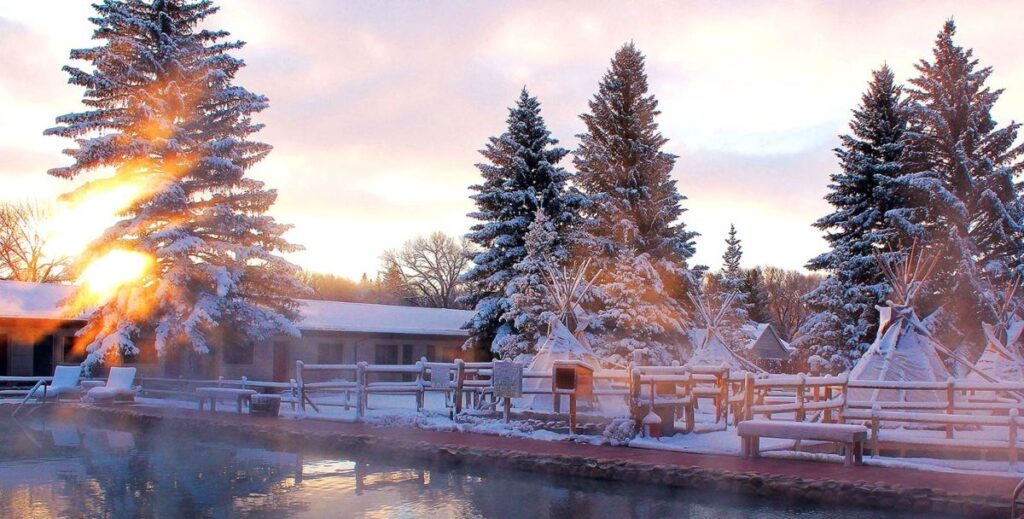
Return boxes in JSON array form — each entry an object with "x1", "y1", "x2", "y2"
[{"x1": 0, "y1": 415, "x2": 956, "y2": 518}]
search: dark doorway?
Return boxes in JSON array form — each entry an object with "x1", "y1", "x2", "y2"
[
  {"x1": 0, "y1": 334, "x2": 8, "y2": 376},
  {"x1": 33, "y1": 335, "x2": 53, "y2": 376},
  {"x1": 273, "y1": 342, "x2": 289, "y2": 382}
]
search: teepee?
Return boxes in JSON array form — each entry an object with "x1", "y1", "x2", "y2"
[
  {"x1": 848, "y1": 245, "x2": 951, "y2": 404},
  {"x1": 521, "y1": 261, "x2": 626, "y2": 414},
  {"x1": 971, "y1": 277, "x2": 1024, "y2": 382},
  {"x1": 684, "y1": 291, "x2": 764, "y2": 373}
]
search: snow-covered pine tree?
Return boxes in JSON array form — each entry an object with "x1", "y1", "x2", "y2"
[
  {"x1": 574, "y1": 43, "x2": 698, "y2": 365},
  {"x1": 711, "y1": 224, "x2": 753, "y2": 348},
  {"x1": 796, "y1": 65, "x2": 911, "y2": 371},
  {"x1": 498, "y1": 209, "x2": 559, "y2": 359},
  {"x1": 461, "y1": 88, "x2": 584, "y2": 356},
  {"x1": 742, "y1": 268, "x2": 771, "y2": 324},
  {"x1": 45, "y1": 0, "x2": 307, "y2": 369},
  {"x1": 896, "y1": 20, "x2": 1024, "y2": 347}
]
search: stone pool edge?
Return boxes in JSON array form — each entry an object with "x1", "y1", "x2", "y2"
[{"x1": 58, "y1": 405, "x2": 1007, "y2": 518}]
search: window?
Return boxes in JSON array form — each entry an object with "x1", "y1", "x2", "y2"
[
  {"x1": 317, "y1": 343, "x2": 345, "y2": 364},
  {"x1": 426, "y1": 345, "x2": 436, "y2": 362},
  {"x1": 375, "y1": 344, "x2": 398, "y2": 365},
  {"x1": 224, "y1": 341, "x2": 255, "y2": 365}
]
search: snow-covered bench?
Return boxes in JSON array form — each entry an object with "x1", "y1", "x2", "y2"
[
  {"x1": 196, "y1": 387, "x2": 257, "y2": 413},
  {"x1": 738, "y1": 420, "x2": 868, "y2": 466}
]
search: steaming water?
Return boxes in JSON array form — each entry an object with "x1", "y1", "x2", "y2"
[{"x1": 0, "y1": 415, "x2": 957, "y2": 519}]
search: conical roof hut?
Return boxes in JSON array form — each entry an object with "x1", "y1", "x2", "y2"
[{"x1": 848, "y1": 246, "x2": 951, "y2": 404}]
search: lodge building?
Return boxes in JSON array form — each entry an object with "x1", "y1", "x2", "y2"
[{"x1": 0, "y1": 280, "x2": 476, "y2": 381}]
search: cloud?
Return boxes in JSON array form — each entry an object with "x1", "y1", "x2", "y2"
[{"x1": 2, "y1": 1, "x2": 1023, "y2": 279}]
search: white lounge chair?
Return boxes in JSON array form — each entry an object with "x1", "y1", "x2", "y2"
[
  {"x1": 86, "y1": 367, "x2": 138, "y2": 404},
  {"x1": 40, "y1": 365, "x2": 84, "y2": 402},
  {"x1": 11, "y1": 365, "x2": 85, "y2": 416}
]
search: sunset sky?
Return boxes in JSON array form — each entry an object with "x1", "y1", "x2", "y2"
[{"x1": 2, "y1": 1, "x2": 1023, "y2": 279}]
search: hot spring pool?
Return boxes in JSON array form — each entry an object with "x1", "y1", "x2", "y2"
[{"x1": 0, "y1": 414, "x2": 959, "y2": 518}]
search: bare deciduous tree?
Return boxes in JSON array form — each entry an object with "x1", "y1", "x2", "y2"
[
  {"x1": 381, "y1": 232, "x2": 471, "y2": 308},
  {"x1": 759, "y1": 266, "x2": 823, "y2": 341},
  {"x1": 0, "y1": 201, "x2": 69, "y2": 283}
]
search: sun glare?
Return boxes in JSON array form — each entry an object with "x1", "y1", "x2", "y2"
[
  {"x1": 78, "y1": 249, "x2": 154, "y2": 305},
  {"x1": 44, "y1": 177, "x2": 156, "y2": 260}
]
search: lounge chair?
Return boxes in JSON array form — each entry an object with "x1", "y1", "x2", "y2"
[
  {"x1": 10, "y1": 365, "x2": 85, "y2": 416},
  {"x1": 86, "y1": 367, "x2": 138, "y2": 404},
  {"x1": 39, "y1": 365, "x2": 84, "y2": 402}
]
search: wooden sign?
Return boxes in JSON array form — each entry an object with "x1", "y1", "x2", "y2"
[
  {"x1": 430, "y1": 365, "x2": 451, "y2": 389},
  {"x1": 492, "y1": 361, "x2": 523, "y2": 399}
]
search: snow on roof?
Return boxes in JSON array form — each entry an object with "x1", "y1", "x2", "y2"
[
  {"x1": 297, "y1": 299, "x2": 471, "y2": 336},
  {"x1": 0, "y1": 279, "x2": 80, "y2": 320},
  {"x1": 0, "y1": 280, "x2": 472, "y2": 337}
]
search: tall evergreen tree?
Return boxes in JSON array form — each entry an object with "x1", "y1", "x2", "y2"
[
  {"x1": 894, "y1": 20, "x2": 1024, "y2": 346},
  {"x1": 45, "y1": 0, "x2": 307, "y2": 369},
  {"x1": 742, "y1": 268, "x2": 771, "y2": 324},
  {"x1": 797, "y1": 65, "x2": 911, "y2": 371},
  {"x1": 713, "y1": 224, "x2": 752, "y2": 347},
  {"x1": 499, "y1": 208, "x2": 559, "y2": 359},
  {"x1": 461, "y1": 89, "x2": 584, "y2": 356},
  {"x1": 575, "y1": 43, "x2": 698, "y2": 365},
  {"x1": 722, "y1": 224, "x2": 743, "y2": 282}
]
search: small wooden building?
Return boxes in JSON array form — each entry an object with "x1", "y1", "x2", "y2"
[
  {"x1": 0, "y1": 279, "x2": 475, "y2": 380},
  {"x1": 743, "y1": 323, "x2": 793, "y2": 370}
]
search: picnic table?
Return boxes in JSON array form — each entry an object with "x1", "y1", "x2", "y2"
[{"x1": 196, "y1": 387, "x2": 257, "y2": 413}]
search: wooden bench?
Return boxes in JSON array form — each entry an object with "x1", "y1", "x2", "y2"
[
  {"x1": 196, "y1": 387, "x2": 257, "y2": 413},
  {"x1": 738, "y1": 420, "x2": 868, "y2": 466}
]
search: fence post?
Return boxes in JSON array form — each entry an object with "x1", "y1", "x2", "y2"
[
  {"x1": 241, "y1": 376, "x2": 248, "y2": 391},
  {"x1": 630, "y1": 368, "x2": 642, "y2": 423},
  {"x1": 871, "y1": 403, "x2": 881, "y2": 457},
  {"x1": 945, "y1": 377, "x2": 955, "y2": 439},
  {"x1": 824, "y1": 384, "x2": 833, "y2": 424},
  {"x1": 719, "y1": 363, "x2": 729, "y2": 425},
  {"x1": 796, "y1": 373, "x2": 806, "y2": 422},
  {"x1": 743, "y1": 372, "x2": 754, "y2": 422},
  {"x1": 415, "y1": 358, "x2": 425, "y2": 412},
  {"x1": 295, "y1": 361, "x2": 305, "y2": 413},
  {"x1": 356, "y1": 361, "x2": 367, "y2": 420},
  {"x1": 454, "y1": 359, "x2": 465, "y2": 415},
  {"x1": 1011, "y1": 408, "x2": 1019, "y2": 470},
  {"x1": 289, "y1": 379, "x2": 297, "y2": 411}
]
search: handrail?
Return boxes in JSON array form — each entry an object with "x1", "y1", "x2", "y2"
[{"x1": 11, "y1": 380, "x2": 46, "y2": 417}]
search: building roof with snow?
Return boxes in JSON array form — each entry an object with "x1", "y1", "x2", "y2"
[
  {"x1": 744, "y1": 323, "x2": 793, "y2": 361},
  {"x1": 0, "y1": 279, "x2": 471, "y2": 337}
]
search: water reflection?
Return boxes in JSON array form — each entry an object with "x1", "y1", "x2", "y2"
[{"x1": 0, "y1": 416, "x2": 953, "y2": 519}]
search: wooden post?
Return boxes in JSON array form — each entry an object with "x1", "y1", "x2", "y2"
[
  {"x1": 356, "y1": 361, "x2": 367, "y2": 420},
  {"x1": 415, "y1": 359, "x2": 425, "y2": 412},
  {"x1": 569, "y1": 394, "x2": 577, "y2": 435},
  {"x1": 1010, "y1": 408, "x2": 1019, "y2": 470},
  {"x1": 743, "y1": 372, "x2": 754, "y2": 422},
  {"x1": 454, "y1": 359, "x2": 464, "y2": 416},
  {"x1": 295, "y1": 361, "x2": 305, "y2": 413},
  {"x1": 823, "y1": 385, "x2": 833, "y2": 424},
  {"x1": 796, "y1": 373, "x2": 806, "y2": 422},
  {"x1": 945, "y1": 377, "x2": 955, "y2": 439},
  {"x1": 503, "y1": 396, "x2": 512, "y2": 424},
  {"x1": 720, "y1": 364, "x2": 730, "y2": 425},
  {"x1": 871, "y1": 403, "x2": 881, "y2": 457}
]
